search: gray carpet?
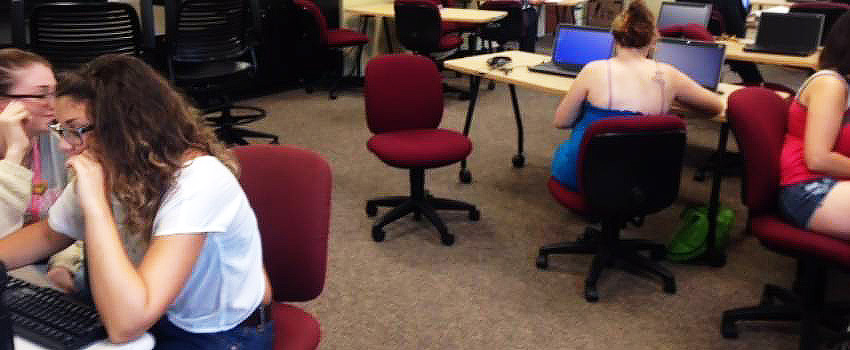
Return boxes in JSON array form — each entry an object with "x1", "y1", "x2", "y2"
[{"x1": 233, "y1": 43, "x2": 832, "y2": 349}]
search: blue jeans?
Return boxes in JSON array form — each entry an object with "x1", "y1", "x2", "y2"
[
  {"x1": 150, "y1": 316, "x2": 274, "y2": 350},
  {"x1": 778, "y1": 177, "x2": 837, "y2": 229}
]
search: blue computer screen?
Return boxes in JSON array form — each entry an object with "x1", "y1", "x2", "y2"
[
  {"x1": 654, "y1": 40, "x2": 724, "y2": 89},
  {"x1": 552, "y1": 27, "x2": 614, "y2": 66},
  {"x1": 657, "y1": 2, "x2": 712, "y2": 29}
]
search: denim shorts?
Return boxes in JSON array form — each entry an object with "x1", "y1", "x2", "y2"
[
  {"x1": 778, "y1": 177, "x2": 837, "y2": 229},
  {"x1": 150, "y1": 315, "x2": 274, "y2": 350}
]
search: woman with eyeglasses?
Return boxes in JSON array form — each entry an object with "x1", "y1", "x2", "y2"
[
  {"x1": 0, "y1": 48, "x2": 87, "y2": 294},
  {"x1": 0, "y1": 54, "x2": 274, "y2": 349}
]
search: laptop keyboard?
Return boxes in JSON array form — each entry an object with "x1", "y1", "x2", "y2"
[{"x1": 3, "y1": 276, "x2": 106, "y2": 350}]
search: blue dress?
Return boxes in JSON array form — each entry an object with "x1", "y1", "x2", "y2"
[{"x1": 551, "y1": 101, "x2": 641, "y2": 191}]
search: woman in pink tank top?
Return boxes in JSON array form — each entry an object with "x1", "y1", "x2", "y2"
[{"x1": 777, "y1": 11, "x2": 850, "y2": 239}]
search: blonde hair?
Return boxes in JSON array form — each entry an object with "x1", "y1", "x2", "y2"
[{"x1": 0, "y1": 48, "x2": 51, "y2": 94}]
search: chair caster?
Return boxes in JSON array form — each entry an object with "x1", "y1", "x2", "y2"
[
  {"x1": 459, "y1": 169, "x2": 472, "y2": 184},
  {"x1": 512, "y1": 154, "x2": 525, "y2": 168},
  {"x1": 469, "y1": 208, "x2": 480, "y2": 221},
  {"x1": 488, "y1": 81, "x2": 495, "y2": 90},
  {"x1": 721, "y1": 318, "x2": 739, "y2": 338},
  {"x1": 413, "y1": 210, "x2": 422, "y2": 221},
  {"x1": 371, "y1": 226, "x2": 385, "y2": 242},
  {"x1": 330, "y1": 94, "x2": 338, "y2": 100},
  {"x1": 535, "y1": 254, "x2": 548, "y2": 269},
  {"x1": 663, "y1": 280, "x2": 676, "y2": 294},
  {"x1": 584, "y1": 284, "x2": 599, "y2": 302},
  {"x1": 366, "y1": 203, "x2": 378, "y2": 217},
  {"x1": 440, "y1": 233, "x2": 455, "y2": 246}
]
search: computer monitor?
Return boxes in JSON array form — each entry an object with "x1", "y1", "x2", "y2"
[
  {"x1": 657, "y1": 1, "x2": 713, "y2": 30},
  {"x1": 551, "y1": 24, "x2": 615, "y2": 69},
  {"x1": 654, "y1": 37, "x2": 726, "y2": 91}
]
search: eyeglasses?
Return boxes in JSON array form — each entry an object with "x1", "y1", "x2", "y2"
[
  {"x1": 48, "y1": 121, "x2": 93, "y2": 146},
  {"x1": 1, "y1": 92, "x2": 56, "y2": 103}
]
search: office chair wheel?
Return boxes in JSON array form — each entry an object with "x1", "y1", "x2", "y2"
[
  {"x1": 440, "y1": 233, "x2": 455, "y2": 246},
  {"x1": 469, "y1": 208, "x2": 480, "y2": 221},
  {"x1": 488, "y1": 80, "x2": 496, "y2": 90},
  {"x1": 512, "y1": 154, "x2": 525, "y2": 168},
  {"x1": 459, "y1": 169, "x2": 472, "y2": 184},
  {"x1": 584, "y1": 285, "x2": 600, "y2": 303},
  {"x1": 535, "y1": 254, "x2": 548, "y2": 269},
  {"x1": 413, "y1": 210, "x2": 422, "y2": 221},
  {"x1": 371, "y1": 226, "x2": 386, "y2": 242},
  {"x1": 366, "y1": 203, "x2": 378, "y2": 217},
  {"x1": 721, "y1": 319, "x2": 739, "y2": 338}
]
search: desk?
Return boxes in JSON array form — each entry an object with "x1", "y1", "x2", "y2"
[
  {"x1": 445, "y1": 50, "x2": 746, "y2": 265},
  {"x1": 345, "y1": 2, "x2": 507, "y2": 52},
  {"x1": 749, "y1": 0, "x2": 791, "y2": 10},
  {"x1": 718, "y1": 39, "x2": 820, "y2": 71},
  {"x1": 9, "y1": 266, "x2": 155, "y2": 350}
]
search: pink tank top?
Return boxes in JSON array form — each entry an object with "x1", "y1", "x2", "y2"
[{"x1": 779, "y1": 71, "x2": 850, "y2": 186}]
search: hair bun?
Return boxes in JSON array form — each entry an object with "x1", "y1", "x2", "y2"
[{"x1": 612, "y1": 0, "x2": 655, "y2": 48}]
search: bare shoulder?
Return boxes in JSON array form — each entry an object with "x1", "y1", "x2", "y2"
[{"x1": 803, "y1": 73, "x2": 848, "y2": 103}]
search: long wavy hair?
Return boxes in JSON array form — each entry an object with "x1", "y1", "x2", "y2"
[
  {"x1": 819, "y1": 11, "x2": 850, "y2": 79},
  {"x1": 56, "y1": 54, "x2": 237, "y2": 241}
]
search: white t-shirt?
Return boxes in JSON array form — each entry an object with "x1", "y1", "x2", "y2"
[{"x1": 48, "y1": 156, "x2": 266, "y2": 333}]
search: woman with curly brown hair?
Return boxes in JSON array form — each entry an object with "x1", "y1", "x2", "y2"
[
  {"x1": 0, "y1": 54, "x2": 273, "y2": 349},
  {"x1": 550, "y1": 0, "x2": 725, "y2": 191}
]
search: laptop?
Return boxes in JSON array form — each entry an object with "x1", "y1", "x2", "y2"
[
  {"x1": 654, "y1": 37, "x2": 726, "y2": 92},
  {"x1": 743, "y1": 12, "x2": 824, "y2": 56},
  {"x1": 657, "y1": 1, "x2": 713, "y2": 30},
  {"x1": 528, "y1": 24, "x2": 614, "y2": 77}
]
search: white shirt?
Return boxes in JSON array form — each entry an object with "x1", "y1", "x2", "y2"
[{"x1": 48, "y1": 156, "x2": 266, "y2": 333}]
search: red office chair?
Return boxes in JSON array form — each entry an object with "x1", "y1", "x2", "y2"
[
  {"x1": 394, "y1": 0, "x2": 469, "y2": 98},
  {"x1": 294, "y1": 0, "x2": 370, "y2": 100},
  {"x1": 658, "y1": 23, "x2": 715, "y2": 41},
  {"x1": 790, "y1": 2, "x2": 850, "y2": 45},
  {"x1": 233, "y1": 144, "x2": 331, "y2": 350},
  {"x1": 536, "y1": 116, "x2": 686, "y2": 302},
  {"x1": 721, "y1": 87, "x2": 850, "y2": 350},
  {"x1": 364, "y1": 54, "x2": 480, "y2": 246}
]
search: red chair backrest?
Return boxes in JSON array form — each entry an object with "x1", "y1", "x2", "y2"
[
  {"x1": 364, "y1": 54, "x2": 444, "y2": 134},
  {"x1": 394, "y1": 0, "x2": 444, "y2": 54},
  {"x1": 658, "y1": 23, "x2": 715, "y2": 41},
  {"x1": 233, "y1": 144, "x2": 332, "y2": 303},
  {"x1": 726, "y1": 87, "x2": 789, "y2": 215}
]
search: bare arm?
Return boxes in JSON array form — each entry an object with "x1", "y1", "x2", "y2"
[
  {"x1": 801, "y1": 75, "x2": 850, "y2": 177},
  {"x1": 553, "y1": 63, "x2": 595, "y2": 129},
  {"x1": 68, "y1": 151, "x2": 204, "y2": 343},
  {"x1": 670, "y1": 67, "x2": 725, "y2": 116},
  {"x1": 0, "y1": 219, "x2": 74, "y2": 270}
]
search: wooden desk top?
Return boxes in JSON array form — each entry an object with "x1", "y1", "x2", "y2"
[
  {"x1": 718, "y1": 39, "x2": 820, "y2": 70},
  {"x1": 345, "y1": 3, "x2": 507, "y2": 23},
  {"x1": 541, "y1": 0, "x2": 588, "y2": 6},
  {"x1": 444, "y1": 50, "x2": 751, "y2": 122},
  {"x1": 749, "y1": 0, "x2": 792, "y2": 8}
]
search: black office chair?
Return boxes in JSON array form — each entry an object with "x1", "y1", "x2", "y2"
[
  {"x1": 536, "y1": 116, "x2": 686, "y2": 302},
  {"x1": 394, "y1": 0, "x2": 469, "y2": 99},
  {"x1": 165, "y1": 0, "x2": 278, "y2": 146},
  {"x1": 28, "y1": 2, "x2": 142, "y2": 72}
]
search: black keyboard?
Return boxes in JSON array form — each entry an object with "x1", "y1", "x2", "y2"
[{"x1": 3, "y1": 276, "x2": 106, "y2": 350}]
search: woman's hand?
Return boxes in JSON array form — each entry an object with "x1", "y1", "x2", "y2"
[
  {"x1": 66, "y1": 151, "x2": 109, "y2": 215},
  {"x1": 0, "y1": 101, "x2": 33, "y2": 164},
  {"x1": 46, "y1": 266, "x2": 78, "y2": 294}
]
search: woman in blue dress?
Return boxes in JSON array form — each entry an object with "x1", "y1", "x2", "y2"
[{"x1": 551, "y1": 0, "x2": 725, "y2": 190}]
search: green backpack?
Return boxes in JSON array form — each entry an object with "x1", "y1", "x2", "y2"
[{"x1": 666, "y1": 205, "x2": 734, "y2": 262}]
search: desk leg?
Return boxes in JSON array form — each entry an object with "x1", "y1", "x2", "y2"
[
  {"x1": 382, "y1": 18, "x2": 394, "y2": 53},
  {"x1": 703, "y1": 122, "x2": 729, "y2": 267},
  {"x1": 508, "y1": 84, "x2": 525, "y2": 167},
  {"x1": 459, "y1": 75, "x2": 482, "y2": 184}
]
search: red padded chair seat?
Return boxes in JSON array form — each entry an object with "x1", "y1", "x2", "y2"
[
  {"x1": 272, "y1": 303, "x2": 321, "y2": 350},
  {"x1": 326, "y1": 29, "x2": 370, "y2": 47},
  {"x1": 367, "y1": 128, "x2": 472, "y2": 168},
  {"x1": 751, "y1": 215, "x2": 850, "y2": 268},
  {"x1": 438, "y1": 33, "x2": 463, "y2": 50},
  {"x1": 547, "y1": 177, "x2": 588, "y2": 215},
  {"x1": 658, "y1": 23, "x2": 715, "y2": 41}
]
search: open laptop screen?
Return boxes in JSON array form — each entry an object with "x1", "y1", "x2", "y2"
[
  {"x1": 654, "y1": 38, "x2": 726, "y2": 90},
  {"x1": 755, "y1": 12, "x2": 824, "y2": 51},
  {"x1": 657, "y1": 1, "x2": 713, "y2": 29},
  {"x1": 551, "y1": 25, "x2": 614, "y2": 68}
]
